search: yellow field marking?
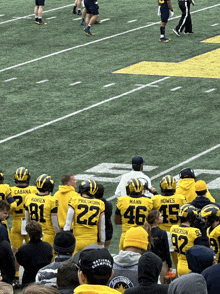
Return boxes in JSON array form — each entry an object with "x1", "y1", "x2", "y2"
[{"x1": 114, "y1": 36, "x2": 220, "y2": 79}]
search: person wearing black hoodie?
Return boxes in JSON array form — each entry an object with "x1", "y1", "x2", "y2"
[
  {"x1": 186, "y1": 245, "x2": 216, "y2": 274},
  {"x1": 124, "y1": 251, "x2": 169, "y2": 294}
]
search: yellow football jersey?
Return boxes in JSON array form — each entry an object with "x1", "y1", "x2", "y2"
[
  {"x1": 11, "y1": 185, "x2": 38, "y2": 219},
  {"x1": 116, "y1": 195, "x2": 153, "y2": 233},
  {"x1": 25, "y1": 193, "x2": 58, "y2": 235},
  {"x1": 68, "y1": 196, "x2": 105, "y2": 239},
  {"x1": 207, "y1": 224, "x2": 220, "y2": 262},
  {"x1": 54, "y1": 185, "x2": 80, "y2": 229},
  {"x1": 0, "y1": 184, "x2": 11, "y2": 201},
  {"x1": 152, "y1": 193, "x2": 186, "y2": 232},
  {"x1": 170, "y1": 224, "x2": 202, "y2": 276}
]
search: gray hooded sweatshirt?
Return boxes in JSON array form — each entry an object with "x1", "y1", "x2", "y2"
[{"x1": 168, "y1": 273, "x2": 208, "y2": 294}]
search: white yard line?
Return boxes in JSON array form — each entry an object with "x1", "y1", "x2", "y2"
[
  {"x1": 107, "y1": 143, "x2": 220, "y2": 201},
  {"x1": 205, "y1": 88, "x2": 216, "y2": 93},
  {"x1": 69, "y1": 81, "x2": 82, "y2": 86},
  {"x1": 36, "y1": 80, "x2": 49, "y2": 84},
  {"x1": 0, "y1": 77, "x2": 170, "y2": 144},
  {"x1": 103, "y1": 83, "x2": 115, "y2": 87},
  {"x1": 1, "y1": 4, "x2": 219, "y2": 74},
  {"x1": 4, "y1": 77, "x2": 17, "y2": 82},
  {"x1": 211, "y1": 23, "x2": 218, "y2": 26},
  {"x1": 171, "y1": 86, "x2": 182, "y2": 91}
]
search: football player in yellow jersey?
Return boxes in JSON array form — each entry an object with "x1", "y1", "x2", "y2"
[
  {"x1": 201, "y1": 204, "x2": 220, "y2": 262},
  {"x1": 54, "y1": 173, "x2": 80, "y2": 230},
  {"x1": 10, "y1": 167, "x2": 39, "y2": 284},
  {"x1": 176, "y1": 168, "x2": 215, "y2": 203},
  {"x1": 25, "y1": 174, "x2": 60, "y2": 247},
  {"x1": 64, "y1": 180, "x2": 105, "y2": 255},
  {"x1": 170, "y1": 204, "x2": 202, "y2": 277},
  {"x1": 115, "y1": 178, "x2": 153, "y2": 251},
  {"x1": 151, "y1": 175, "x2": 186, "y2": 269}
]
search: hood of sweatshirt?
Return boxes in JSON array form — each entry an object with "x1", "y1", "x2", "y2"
[
  {"x1": 185, "y1": 245, "x2": 215, "y2": 273},
  {"x1": 168, "y1": 273, "x2": 208, "y2": 294},
  {"x1": 113, "y1": 250, "x2": 141, "y2": 267},
  {"x1": 58, "y1": 185, "x2": 76, "y2": 194},
  {"x1": 178, "y1": 178, "x2": 195, "y2": 192},
  {"x1": 138, "y1": 251, "x2": 162, "y2": 285},
  {"x1": 190, "y1": 197, "x2": 212, "y2": 210}
]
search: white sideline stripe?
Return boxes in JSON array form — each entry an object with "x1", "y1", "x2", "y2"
[
  {"x1": 171, "y1": 86, "x2": 182, "y2": 91},
  {"x1": 36, "y1": 80, "x2": 48, "y2": 84},
  {"x1": 1, "y1": 4, "x2": 219, "y2": 74},
  {"x1": 205, "y1": 88, "x2": 216, "y2": 93},
  {"x1": 128, "y1": 20, "x2": 137, "y2": 23},
  {"x1": 101, "y1": 18, "x2": 110, "y2": 22},
  {"x1": 103, "y1": 83, "x2": 115, "y2": 87},
  {"x1": 4, "y1": 77, "x2": 17, "y2": 82},
  {"x1": 0, "y1": 14, "x2": 5, "y2": 17},
  {"x1": 107, "y1": 143, "x2": 220, "y2": 201},
  {"x1": 0, "y1": 4, "x2": 74, "y2": 25},
  {"x1": 46, "y1": 17, "x2": 57, "y2": 20},
  {"x1": 73, "y1": 17, "x2": 81, "y2": 21},
  {"x1": 69, "y1": 81, "x2": 82, "y2": 86},
  {"x1": 211, "y1": 23, "x2": 218, "y2": 26},
  {"x1": 0, "y1": 77, "x2": 170, "y2": 145}
]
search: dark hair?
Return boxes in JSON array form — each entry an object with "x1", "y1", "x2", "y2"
[
  {"x1": 95, "y1": 184, "x2": 104, "y2": 199},
  {"x1": 147, "y1": 210, "x2": 160, "y2": 225},
  {"x1": 196, "y1": 189, "x2": 207, "y2": 196},
  {"x1": 26, "y1": 220, "x2": 43, "y2": 241},
  {"x1": 61, "y1": 173, "x2": 74, "y2": 185},
  {"x1": 57, "y1": 258, "x2": 79, "y2": 289},
  {"x1": 132, "y1": 164, "x2": 142, "y2": 171},
  {"x1": 82, "y1": 269, "x2": 112, "y2": 286},
  {"x1": 0, "y1": 200, "x2": 10, "y2": 212},
  {"x1": 22, "y1": 284, "x2": 61, "y2": 294}
]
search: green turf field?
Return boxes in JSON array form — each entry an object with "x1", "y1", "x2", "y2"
[{"x1": 1, "y1": 0, "x2": 220, "y2": 255}]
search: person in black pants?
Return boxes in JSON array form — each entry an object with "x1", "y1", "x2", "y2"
[
  {"x1": 173, "y1": 0, "x2": 195, "y2": 36},
  {"x1": 147, "y1": 210, "x2": 173, "y2": 284},
  {"x1": 95, "y1": 183, "x2": 113, "y2": 249}
]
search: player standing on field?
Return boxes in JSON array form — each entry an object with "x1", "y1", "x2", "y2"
[{"x1": 158, "y1": 0, "x2": 174, "y2": 42}]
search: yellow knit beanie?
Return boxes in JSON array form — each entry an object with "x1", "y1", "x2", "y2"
[{"x1": 123, "y1": 226, "x2": 148, "y2": 250}]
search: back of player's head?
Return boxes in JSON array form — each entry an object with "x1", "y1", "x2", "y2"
[
  {"x1": 126, "y1": 178, "x2": 144, "y2": 196},
  {"x1": 36, "y1": 174, "x2": 54, "y2": 193},
  {"x1": 160, "y1": 175, "x2": 176, "y2": 195},
  {"x1": 57, "y1": 257, "x2": 79, "y2": 289},
  {"x1": 179, "y1": 168, "x2": 196, "y2": 179},
  {"x1": 94, "y1": 183, "x2": 105, "y2": 199},
  {"x1": 61, "y1": 173, "x2": 74, "y2": 185},
  {"x1": 0, "y1": 200, "x2": 10, "y2": 212},
  {"x1": 26, "y1": 220, "x2": 43, "y2": 241},
  {"x1": 14, "y1": 167, "x2": 31, "y2": 184},
  {"x1": 201, "y1": 204, "x2": 220, "y2": 227},
  {"x1": 78, "y1": 180, "x2": 97, "y2": 196},
  {"x1": 195, "y1": 180, "x2": 207, "y2": 196},
  {"x1": 53, "y1": 231, "x2": 76, "y2": 255},
  {"x1": 179, "y1": 204, "x2": 198, "y2": 225}
]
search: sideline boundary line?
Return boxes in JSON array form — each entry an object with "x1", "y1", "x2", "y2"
[
  {"x1": 0, "y1": 4, "x2": 220, "y2": 74},
  {"x1": 0, "y1": 77, "x2": 170, "y2": 144},
  {"x1": 107, "y1": 143, "x2": 220, "y2": 201}
]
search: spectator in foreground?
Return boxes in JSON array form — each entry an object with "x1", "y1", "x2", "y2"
[
  {"x1": 56, "y1": 257, "x2": 79, "y2": 294},
  {"x1": 0, "y1": 281, "x2": 13, "y2": 294},
  {"x1": 35, "y1": 231, "x2": 76, "y2": 286},
  {"x1": 0, "y1": 236, "x2": 15, "y2": 285},
  {"x1": 202, "y1": 262, "x2": 220, "y2": 294},
  {"x1": 147, "y1": 210, "x2": 172, "y2": 284},
  {"x1": 74, "y1": 247, "x2": 119, "y2": 294},
  {"x1": 109, "y1": 226, "x2": 149, "y2": 291},
  {"x1": 15, "y1": 221, "x2": 53, "y2": 288},
  {"x1": 186, "y1": 245, "x2": 216, "y2": 274},
  {"x1": 124, "y1": 251, "x2": 169, "y2": 294},
  {"x1": 22, "y1": 283, "x2": 61, "y2": 294},
  {"x1": 168, "y1": 273, "x2": 208, "y2": 294}
]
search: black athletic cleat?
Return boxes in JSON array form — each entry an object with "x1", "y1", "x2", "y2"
[
  {"x1": 84, "y1": 27, "x2": 95, "y2": 36},
  {"x1": 35, "y1": 18, "x2": 39, "y2": 24},
  {"x1": 159, "y1": 36, "x2": 170, "y2": 42},
  {"x1": 94, "y1": 19, "x2": 103, "y2": 24},
  {"x1": 81, "y1": 19, "x2": 86, "y2": 25},
  {"x1": 77, "y1": 11, "x2": 82, "y2": 15},
  {"x1": 38, "y1": 19, "x2": 47, "y2": 25}
]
